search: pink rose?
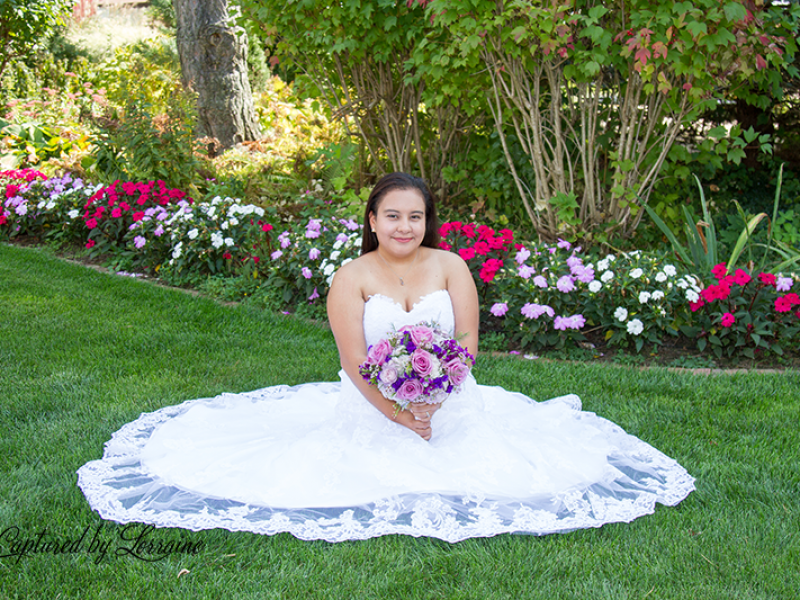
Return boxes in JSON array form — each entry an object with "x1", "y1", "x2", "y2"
[
  {"x1": 396, "y1": 378, "x2": 423, "y2": 402},
  {"x1": 410, "y1": 349, "x2": 434, "y2": 377},
  {"x1": 380, "y1": 364, "x2": 399, "y2": 385},
  {"x1": 366, "y1": 339, "x2": 392, "y2": 365},
  {"x1": 446, "y1": 360, "x2": 470, "y2": 387},
  {"x1": 407, "y1": 325, "x2": 434, "y2": 347}
]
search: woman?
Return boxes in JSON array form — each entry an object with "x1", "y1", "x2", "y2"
[{"x1": 78, "y1": 173, "x2": 694, "y2": 543}]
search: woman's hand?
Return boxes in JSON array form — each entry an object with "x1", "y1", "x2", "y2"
[{"x1": 396, "y1": 403, "x2": 442, "y2": 441}]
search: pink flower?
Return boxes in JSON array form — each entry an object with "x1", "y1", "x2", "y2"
[
  {"x1": 521, "y1": 303, "x2": 554, "y2": 319},
  {"x1": 517, "y1": 265, "x2": 535, "y2": 279},
  {"x1": 271, "y1": 250, "x2": 282, "y2": 260},
  {"x1": 262, "y1": 223, "x2": 273, "y2": 232},
  {"x1": 458, "y1": 247, "x2": 476, "y2": 261},
  {"x1": 380, "y1": 364, "x2": 399, "y2": 385},
  {"x1": 302, "y1": 267, "x2": 313, "y2": 279},
  {"x1": 533, "y1": 275, "x2": 548, "y2": 288},
  {"x1": 132, "y1": 211, "x2": 144, "y2": 222},
  {"x1": 308, "y1": 287, "x2": 320, "y2": 301},
  {"x1": 775, "y1": 296, "x2": 792, "y2": 313},
  {"x1": 556, "y1": 275, "x2": 575, "y2": 293},
  {"x1": 407, "y1": 325, "x2": 434, "y2": 347},
  {"x1": 776, "y1": 276, "x2": 793, "y2": 292},
  {"x1": 223, "y1": 252, "x2": 232, "y2": 259},
  {"x1": 309, "y1": 248, "x2": 321, "y2": 260},
  {"x1": 85, "y1": 239, "x2": 96, "y2": 249},
  {"x1": 490, "y1": 302, "x2": 509, "y2": 317},
  {"x1": 396, "y1": 378, "x2": 423, "y2": 402},
  {"x1": 411, "y1": 349, "x2": 434, "y2": 377},
  {"x1": 689, "y1": 299, "x2": 705, "y2": 312},
  {"x1": 479, "y1": 258, "x2": 503, "y2": 283},
  {"x1": 133, "y1": 235, "x2": 146, "y2": 249},
  {"x1": 733, "y1": 269, "x2": 751, "y2": 286},
  {"x1": 367, "y1": 339, "x2": 393, "y2": 365},
  {"x1": 712, "y1": 263, "x2": 728, "y2": 279},
  {"x1": 759, "y1": 272, "x2": 776, "y2": 286},
  {"x1": 721, "y1": 312, "x2": 736, "y2": 327},
  {"x1": 557, "y1": 238, "x2": 571, "y2": 249},
  {"x1": 447, "y1": 362, "x2": 470, "y2": 387},
  {"x1": 515, "y1": 247, "x2": 531, "y2": 264},
  {"x1": 85, "y1": 218, "x2": 98, "y2": 229},
  {"x1": 553, "y1": 314, "x2": 586, "y2": 330},
  {"x1": 111, "y1": 207, "x2": 123, "y2": 218}
]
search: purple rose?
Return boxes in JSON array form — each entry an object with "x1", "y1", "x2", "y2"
[
  {"x1": 411, "y1": 349, "x2": 434, "y2": 377},
  {"x1": 396, "y1": 378, "x2": 423, "y2": 402},
  {"x1": 367, "y1": 339, "x2": 392, "y2": 365}
]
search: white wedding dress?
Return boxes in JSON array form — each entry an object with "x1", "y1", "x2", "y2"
[{"x1": 77, "y1": 289, "x2": 694, "y2": 542}]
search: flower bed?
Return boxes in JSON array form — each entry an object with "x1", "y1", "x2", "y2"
[{"x1": 3, "y1": 169, "x2": 799, "y2": 359}]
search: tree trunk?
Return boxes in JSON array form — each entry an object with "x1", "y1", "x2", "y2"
[{"x1": 173, "y1": 0, "x2": 261, "y2": 149}]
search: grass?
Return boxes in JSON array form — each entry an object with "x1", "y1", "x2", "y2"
[{"x1": 1, "y1": 242, "x2": 798, "y2": 599}]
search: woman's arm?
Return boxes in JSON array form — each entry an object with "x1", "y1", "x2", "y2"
[
  {"x1": 326, "y1": 261, "x2": 434, "y2": 439},
  {"x1": 443, "y1": 252, "x2": 480, "y2": 357}
]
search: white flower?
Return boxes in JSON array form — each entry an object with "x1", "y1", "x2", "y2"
[
  {"x1": 676, "y1": 278, "x2": 689, "y2": 289},
  {"x1": 333, "y1": 239, "x2": 344, "y2": 250},
  {"x1": 588, "y1": 280, "x2": 602, "y2": 293},
  {"x1": 253, "y1": 206, "x2": 265, "y2": 217},
  {"x1": 221, "y1": 221, "x2": 229, "y2": 230},
  {"x1": 685, "y1": 289, "x2": 699, "y2": 303},
  {"x1": 630, "y1": 268, "x2": 644, "y2": 279},
  {"x1": 655, "y1": 272, "x2": 667, "y2": 283},
  {"x1": 614, "y1": 307, "x2": 628, "y2": 322},
  {"x1": 597, "y1": 258, "x2": 610, "y2": 272},
  {"x1": 67, "y1": 209, "x2": 79, "y2": 219},
  {"x1": 664, "y1": 265, "x2": 677, "y2": 277},
  {"x1": 323, "y1": 263, "x2": 336, "y2": 276},
  {"x1": 45, "y1": 201, "x2": 56, "y2": 210},
  {"x1": 206, "y1": 206, "x2": 216, "y2": 219},
  {"x1": 651, "y1": 290, "x2": 665, "y2": 301},
  {"x1": 211, "y1": 232, "x2": 224, "y2": 249},
  {"x1": 330, "y1": 250, "x2": 341, "y2": 261},
  {"x1": 37, "y1": 201, "x2": 46, "y2": 209},
  {"x1": 601, "y1": 270, "x2": 614, "y2": 283},
  {"x1": 638, "y1": 291, "x2": 651, "y2": 304},
  {"x1": 659, "y1": 308, "x2": 666, "y2": 317},
  {"x1": 224, "y1": 237, "x2": 234, "y2": 247},
  {"x1": 627, "y1": 318, "x2": 644, "y2": 335},
  {"x1": 172, "y1": 242, "x2": 183, "y2": 259},
  {"x1": 211, "y1": 195, "x2": 222, "y2": 205},
  {"x1": 188, "y1": 228, "x2": 199, "y2": 240},
  {"x1": 229, "y1": 217, "x2": 239, "y2": 226},
  {"x1": 341, "y1": 258, "x2": 353, "y2": 267}
]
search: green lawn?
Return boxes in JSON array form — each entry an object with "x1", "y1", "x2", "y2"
[{"x1": 1, "y1": 243, "x2": 798, "y2": 599}]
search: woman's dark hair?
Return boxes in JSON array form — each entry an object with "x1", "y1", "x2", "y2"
[{"x1": 360, "y1": 172, "x2": 440, "y2": 255}]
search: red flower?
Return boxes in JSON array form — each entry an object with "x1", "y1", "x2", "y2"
[
  {"x1": 701, "y1": 286, "x2": 717, "y2": 303},
  {"x1": 137, "y1": 195, "x2": 148, "y2": 205},
  {"x1": 439, "y1": 241, "x2": 452, "y2": 251},
  {"x1": 262, "y1": 223, "x2": 273, "y2": 232},
  {"x1": 119, "y1": 202, "x2": 131, "y2": 211},
  {"x1": 711, "y1": 263, "x2": 728, "y2": 279},
  {"x1": 759, "y1": 272, "x2": 777, "y2": 286},
  {"x1": 461, "y1": 224, "x2": 475, "y2": 238},
  {"x1": 85, "y1": 239, "x2": 96, "y2": 249},
  {"x1": 479, "y1": 258, "x2": 504, "y2": 283},
  {"x1": 0, "y1": 215, "x2": 7, "y2": 225},
  {"x1": 132, "y1": 211, "x2": 145, "y2": 222},
  {"x1": 732, "y1": 269, "x2": 751, "y2": 286},
  {"x1": 477, "y1": 224, "x2": 495, "y2": 239},
  {"x1": 721, "y1": 312, "x2": 735, "y2": 327},
  {"x1": 5, "y1": 184, "x2": 20, "y2": 198},
  {"x1": 775, "y1": 296, "x2": 792, "y2": 313},
  {"x1": 252, "y1": 256, "x2": 260, "y2": 263},
  {"x1": 689, "y1": 299, "x2": 705, "y2": 312},
  {"x1": 785, "y1": 292, "x2": 800, "y2": 306},
  {"x1": 223, "y1": 252, "x2": 232, "y2": 260},
  {"x1": 111, "y1": 207, "x2": 123, "y2": 218},
  {"x1": 499, "y1": 228, "x2": 514, "y2": 242},
  {"x1": 458, "y1": 247, "x2": 476, "y2": 261},
  {"x1": 85, "y1": 218, "x2": 98, "y2": 229},
  {"x1": 473, "y1": 241, "x2": 490, "y2": 255}
]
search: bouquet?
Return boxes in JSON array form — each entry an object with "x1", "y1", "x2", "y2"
[{"x1": 359, "y1": 322, "x2": 475, "y2": 412}]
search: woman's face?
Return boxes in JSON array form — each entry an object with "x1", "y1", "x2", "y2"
[{"x1": 369, "y1": 188, "x2": 426, "y2": 257}]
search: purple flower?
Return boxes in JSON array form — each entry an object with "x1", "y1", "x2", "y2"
[
  {"x1": 396, "y1": 378, "x2": 424, "y2": 402},
  {"x1": 518, "y1": 265, "x2": 535, "y2": 279},
  {"x1": 521, "y1": 303, "x2": 554, "y2": 319},
  {"x1": 776, "y1": 276, "x2": 793, "y2": 292},
  {"x1": 153, "y1": 225, "x2": 164, "y2": 237},
  {"x1": 302, "y1": 267, "x2": 313, "y2": 279},
  {"x1": 133, "y1": 235, "x2": 146, "y2": 249},
  {"x1": 411, "y1": 349, "x2": 435, "y2": 377},
  {"x1": 533, "y1": 275, "x2": 548, "y2": 288},
  {"x1": 556, "y1": 276, "x2": 575, "y2": 293},
  {"x1": 305, "y1": 229, "x2": 320, "y2": 239},
  {"x1": 335, "y1": 232, "x2": 349, "y2": 244},
  {"x1": 309, "y1": 248, "x2": 321, "y2": 260},
  {"x1": 566, "y1": 256, "x2": 582, "y2": 269},
  {"x1": 515, "y1": 247, "x2": 531, "y2": 264},
  {"x1": 271, "y1": 250, "x2": 283, "y2": 260},
  {"x1": 557, "y1": 238, "x2": 571, "y2": 249},
  {"x1": 279, "y1": 232, "x2": 291, "y2": 248},
  {"x1": 490, "y1": 302, "x2": 509, "y2": 317},
  {"x1": 308, "y1": 287, "x2": 320, "y2": 300},
  {"x1": 553, "y1": 314, "x2": 586, "y2": 330},
  {"x1": 339, "y1": 218, "x2": 359, "y2": 231},
  {"x1": 576, "y1": 265, "x2": 595, "y2": 283}
]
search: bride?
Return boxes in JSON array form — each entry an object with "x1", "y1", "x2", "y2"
[{"x1": 78, "y1": 173, "x2": 694, "y2": 543}]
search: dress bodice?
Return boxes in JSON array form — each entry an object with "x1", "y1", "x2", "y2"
[{"x1": 363, "y1": 289, "x2": 455, "y2": 347}]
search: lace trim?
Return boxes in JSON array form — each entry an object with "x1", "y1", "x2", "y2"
[
  {"x1": 77, "y1": 385, "x2": 695, "y2": 543},
  {"x1": 366, "y1": 289, "x2": 449, "y2": 314}
]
